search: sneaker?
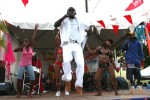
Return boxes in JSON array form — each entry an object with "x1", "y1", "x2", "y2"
[
  {"x1": 129, "y1": 86, "x2": 135, "y2": 94},
  {"x1": 76, "y1": 86, "x2": 82, "y2": 95},
  {"x1": 65, "y1": 91, "x2": 70, "y2": 96},
  {"x1": 31, "y1": 91, "x2": 36, "y2": 95},
  {"x1": 65, "y1": 82, "x2": 71, "y2": 95},
  {"x1": 137, "y1": 86, "x2": 143, "y2": 93},
  {"x1": 55, "y1": 91, "x2": 61, "y2": 97},
  {"x1": 43, "y1": 91, "x2": 47, "y2": 93}
]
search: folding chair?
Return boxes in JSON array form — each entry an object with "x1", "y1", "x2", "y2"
[{"x1": 22, "y1": 66, "x2": 41, "y2": 95}]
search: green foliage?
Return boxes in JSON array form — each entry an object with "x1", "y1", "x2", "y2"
[
  {"x1": 0, "y1": 21, "x2": 8, "y2": 49},
  {"x1": 0, "y1": 21, "x2": 8, "y2": 33},
  {"x1": 0, "y1": 36, "x2": 6, "y2": 49}
]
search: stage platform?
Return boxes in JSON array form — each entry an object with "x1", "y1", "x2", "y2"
[{"x1": 0, "y1": 90, "x2": 150, "y2": 100}]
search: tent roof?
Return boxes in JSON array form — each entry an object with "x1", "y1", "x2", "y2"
[
  {"x1": 8, "y1": 23, "x2": 129, "y2": 50},
  {"x1": 0, "y1": 0, "x2": 150, "y2": 30}
]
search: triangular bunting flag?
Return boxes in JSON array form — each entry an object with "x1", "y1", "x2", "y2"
[
  {"x1": 97, "y1": 20, "x2": 105, "y2": 28},
  {"x1": 124, "y1": 15, "x2": 133, "y2": 24},
  {"x1": 125, "y1": 0, "x2": 144, "y2": 11},
  {"x1": 112, "y1": 25, "x2": 119, "y2": 35},
  {"x1": 22, "y1": 0, "x2": 29, "y2": 7},
  {"x1": 146, "y1": 22, "x2": 150, "y2": 33}
]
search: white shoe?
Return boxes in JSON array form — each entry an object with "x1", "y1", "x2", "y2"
[
  {"x1": 31, "y1": 91, "x2": 36, "y2": 95},
  {"x1": 129, "y1": 86, "x2": 135, "y2": 94},
  {"x1": 137, "y1": 86, "x2": 143, "y2": 93},
  {"x1": 65, "y1": 91, "x2": 69, "y2": 96},
  {"x1": 43, "y1": 91, "x2": 47, "y2": 93},
  {"x1": 55, "y1": 91, "x2": 61, "y2": 97}
]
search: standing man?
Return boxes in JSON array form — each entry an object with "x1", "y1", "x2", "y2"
[
  {"x1": 121, "y1": 32, "x2": 145, "y2": 94},
  {"x1": 54, "y1": 7, "x2": 94, "y2": 95}
]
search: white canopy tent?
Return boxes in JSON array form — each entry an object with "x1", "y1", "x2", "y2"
[
  {"x1": 141, "y1": 66, "x2": 150, "y2": 77},
  {"x1": 0, "y1": 0, "x2": 150, "y2": 30},
  {"x1": 0, "y1": 0, "x2": 150, "y2": 85},
  {"x1": 0, "y1": 0, "x2": 149, "y2": 49}
]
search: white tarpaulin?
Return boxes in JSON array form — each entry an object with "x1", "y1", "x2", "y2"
[
  {"x1": 0, "y1": 0, "x2": 150, "y2": 30},
  {"x1": 141, "y1": 66, "x2": 150, "y2": 77}
]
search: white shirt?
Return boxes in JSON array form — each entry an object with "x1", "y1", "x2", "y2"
[
  {"x1": 69, "y1": 18, "x2": 79, "y2": 41},
  {"x1": 60, "y1": 17, "x2": 89, "y2": 46}
]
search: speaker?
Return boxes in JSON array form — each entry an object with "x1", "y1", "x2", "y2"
[
  {"x1": 0, "y1": 67, "x2": 5, "y2": 82},
  {"x1": 0, "y1": 82, "x2": 12, "y2": 95}
]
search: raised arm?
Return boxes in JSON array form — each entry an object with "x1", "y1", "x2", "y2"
[
  {"x1": 54, "y1": 30, "x2": 61, "y2": 47},
  {"x1": 53, "y1": 29, "x2": 61, "y2": 60},
  {"x1": 31, "y1": 24, "x2": 39, "y2": 47},
  {"x1": 86, "y1": 43, "x2": 99, "y2": 55},
  {"x1": 54, "y1": 14, "x2": 68, "y2": 28},
  {"x1": 85, "y1": 25, "x2": 98, "y2": 36}
]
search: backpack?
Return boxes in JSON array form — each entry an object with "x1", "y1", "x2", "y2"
[{"x1": 117, "y1": 76, "x2": 129, "y2": 90}]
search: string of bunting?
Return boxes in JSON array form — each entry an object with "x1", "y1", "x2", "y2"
[
  {"x1": 97, "y1": 0, "x2": 145, "y2": 34},
  {"x1": 97, "y1": 9, "x2": 150, "y2": 34},
  {"x1": 22, "y1": 0, "x2": 29, "y2": 7},
  {"x1": 97, "y1": 14, "x2": 133, "y2": 34}
]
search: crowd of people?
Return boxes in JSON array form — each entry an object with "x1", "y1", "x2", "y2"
[{"x1": 11, "y1": 7, "x2": 146, "y2": 98}]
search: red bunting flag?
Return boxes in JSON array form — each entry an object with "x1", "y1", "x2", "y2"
[
  {"x1": 125, "y1": 0, "x2": 144, "y2": 11},
  {"x1": 146, "y1": 22, "x2": 150, "y2": 33},
  {"x1": 112, "y1": 25, "x2": 119, "y2": 35},
  {"x1": 97, "y1": 20, "x2": 105, "y2": 28},
  {"x1": 124, "y1": 15, "x2": 133, "y2": 24},
  {"x1": 22, "y1": 0, "x2": 29, "y2": 7},
  {"x1": 145, "y1": 27, "x2": 150, "y2": 55}
]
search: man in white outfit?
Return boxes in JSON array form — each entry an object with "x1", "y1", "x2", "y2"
[{"x1": 54, "y1": 7, "x2": 96, "y2": 95}]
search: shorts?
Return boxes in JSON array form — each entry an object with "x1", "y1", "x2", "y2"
[
  {"x1": 126, "y1": 67, "x2": 141, "y2": 80},
  {"x1": 99, "y1": 62, "x2": 111, "y2": 70},
  {"x1": 54, "y1": 61, "x2": 62, "y2": 68},
  {"x1": 17, "y1": 65, "x2": 35, "y2": 80}
]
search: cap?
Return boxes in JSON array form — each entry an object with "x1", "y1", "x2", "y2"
[{"x1": 128, "y1": 31, "x2": 134, "y2": 35}]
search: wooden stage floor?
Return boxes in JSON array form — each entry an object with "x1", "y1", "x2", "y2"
[{"x1": 0, "y1": 89, "x2": 150, "y2": 100}]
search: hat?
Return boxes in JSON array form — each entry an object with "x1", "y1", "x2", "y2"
[{"x1": 128, "y1": 31, "x2": 134, "y2": 35}]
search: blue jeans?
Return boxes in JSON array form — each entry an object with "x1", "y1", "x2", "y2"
[{"x1": 17, "y1": 65, "x2": 35, "y2": 80}]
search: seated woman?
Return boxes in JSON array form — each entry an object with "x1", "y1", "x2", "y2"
[{"x1": 86, "y1": 39, "x2": 119, "y2": 96}]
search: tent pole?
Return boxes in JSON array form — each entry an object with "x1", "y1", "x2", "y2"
[
  {"x1": 114, "y1": 49, "x2": 117, "y2": 61},
  {"x1": 85, "y1": 0, "x2": 88, "y2": 13}
]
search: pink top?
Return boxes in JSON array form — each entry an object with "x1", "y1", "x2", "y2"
[{"x1": 19, "y1": 47, "x2": 33, "y2": 67}]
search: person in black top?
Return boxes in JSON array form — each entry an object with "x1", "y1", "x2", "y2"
[{"x1": 86, "y1": 39, "x2": 119, "y2": 96}]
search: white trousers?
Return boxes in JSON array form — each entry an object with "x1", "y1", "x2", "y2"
[{"x1": 62, "y1": 43, "x2": 84, "y2": 87}]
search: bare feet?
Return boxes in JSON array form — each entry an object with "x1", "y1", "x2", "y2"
[
  {"x1": 28, "y1": 94, "x2": 33, "y2": 98},
  {"x1": 95, "y1": 92, "x2": 101, "y2": 96},
  {"x1": 76, "y1": 86, "x2": 82, "y2": 95},
  {"x1": 16, "y1": 94, "x2": 21, "y2": 98},
  {"x1": 115, "y1": 92, "x2": 120, "y2": 96}
]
